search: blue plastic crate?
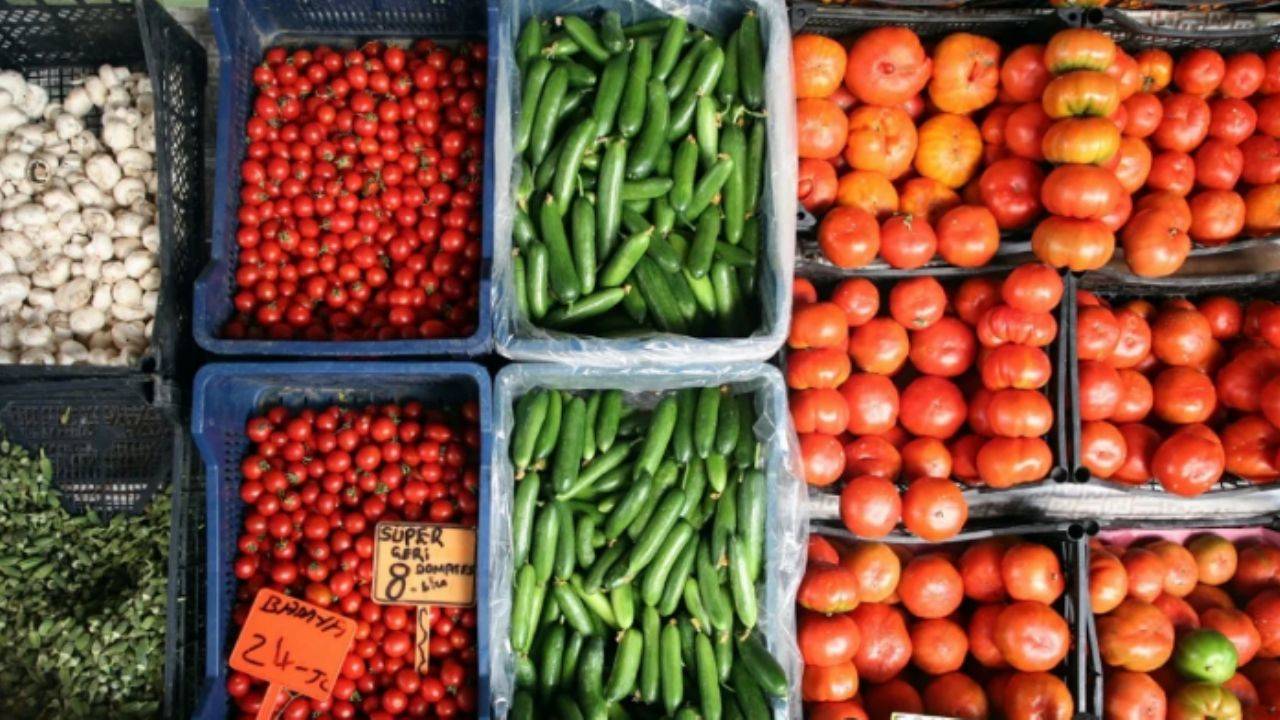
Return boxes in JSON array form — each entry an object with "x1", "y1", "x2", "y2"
[
  {"x1": 191, "y1": 362, "x2": 492, "y2": 719},
  {"x1": 193, "y1": 0, "x2": 493, "y2": 357}
]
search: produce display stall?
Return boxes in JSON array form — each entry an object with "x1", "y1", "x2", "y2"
[{"x1": 8, "y1": 0, "x2": 1280, "y2": 718}]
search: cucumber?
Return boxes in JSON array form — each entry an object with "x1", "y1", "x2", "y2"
[
  {"x1": 527, "y1": 242, "x2": 550, "y2": 321},
  {"x1": 538, "y1": 623, "x2": 567, "y2": 697},
  {"x1": 693, "y1": 386, "x2": 722, "y2": 459},
  {"x1": 554, "y1": 581, "x2": 596, "y2": 636},
  {"x1": 516, "y1": 18, "x2": 544, "y2": 70},
  {"x1": 714, "y1": 628, "x2": 733, "y2": 684},
  {"x1": 599, "y1": 227, "x2": 652, "y2": 288},
  {"x1": 687, "y1": 205, "x2": 720, "y2": 279},
  {"x1": 678, "y1": 458, "x2": 706, "y2": 519},
  {"x1": 611, "y1": 583, "x2": 636, "y2": 629},
  {"x1": 511, "y1": 564, "x2": 537, "y2": 653},
  {"x1": 639, "y1": 605, "x2": 662, "y2": 703},
  {"x1": 625, "y1": 79, "x2": 670, "y2": 180},
  {"x1": 596, "y1": 389, "x2": 623, "y2": 453},
  {"x1": 715, "y1": 390, "x2": 740, "y2": 456},
  {"x1": 545, "y1": 288, "x2": 628, "y2": 328},
  {"x1": 738, "y1": 468, "x2": 765, "y2": 582},
  {"x1": 578, "y1": 636, "x2": 607, "y2": 706},
  {"x1": 621, "y1": 177, "x2": 674, "y2": 202},
  {"x1": 593, "y1": 50, "x2": 629, "y2": 138},
  {"x1": 720, "y1": 121, "x2": 746, "y2": 246},
  {"x1": 533, "y1": 389, "x2": 564, "y2": 464},
  {"x1": 660, "y1": 620, "x2": 684, "y2": 714},
  {"x1": 552, "y1": 119, "x2": 598, "y2": 215},
  {"x1": 697, "y1": 538, "x2": 733, "y2": 633},
  {"x1": 559, "y1": 15, "x2": 610, "y2": 63},
  {"x1": 539, "y1": 195, "x2": 581, "y2": 304},
  {"x1": 717, "y1": 29, "x2": 740, "y2": 106},
  {"x1": 511, "y1": 471, "x2": 541, "y2": 567},
  {"x1": 514, "y1": 209, "x2": 536, "y2": 251},
  {"x1": 582, "y1": 392, "x2": 600, "y2": 463},
  {"x1": 554, "y1": 501, "x2": 577, "y2": 580},
  {"x1": 652, "y1": 17, "x2": 687, "y2": 82},
  {"x1": 561, "y1": 630, "x2": 585, "y2": 688},
  {"x1": 529, "y1": 66, "x2": 569, "y2": 165},
  {"x1": 627, "y1": 488, "x2": 687, "y2": 580},
  {"x1": 553, "y1": 696, "x2": 586, "y2": 720},
  {"x1": 672, "y1": 388, "x2": 696, "y2": 463},
  {"x1": 601, "y1": 11, "x2": 625, "y2": 54},
  {"x1": 737, "y1": 634, "x2": 787, "y2": 698},
  {"x1": 512, "y1": 689, "x2": 535, "y2": 719},
  {"x1": 640, "y1": 520, "x2": 695, "y2": 607},
  {"x1": 513, "y1": 251, "x2": 530, "y2": 319},
  {"x1": 635, "y1": 395, "x2": 678, "y2": 478},
  {"x1": 730, "y1": 661, "x2": 771, "y2": 720},
  {"x1": 531, "y1": 502, "x2": 560, "y2": 582},
  {"x1": 745, "y1": 119, "x2": 765, "y2": 216},
  {"x1": 516, "y1": 58, "x2": 552, "y2": 155},
  {"x1": 551, "y1": 396, "x2": 588, "y2": 494},
  {"x1": 603, "y1": 473, "x2": 654, "y2": 540},
  {"x1": 665, "y1": 36, "x2": 709, "y2": 101},
  {"x1": 695, "y1": 94, "x2": 720, "y2": 169},
  {"x1": 737, "y1": 12, "x2": 764, "y2": 110},
  {"x1": 683, "y1": 155, "x2": 734, "y2": 223},
  {"x1": 669, "y1": 135, "x2": 698, "y2": 214},
  {"x1": 618, "y1": 37, "x2": 653, "y2": 139},
  {"x1": 695, "y1": 632, "x2": 723, "y2": 720},
  {"x1": 728, "y1": 536, "x2": 758, "y2": 629},
  {"x1": 511, "y1": 390, "x2": 550, "y2": 474},
  {"x1": 643, "y1": 233, "x2": 683, "y2": 274},
  {"x1": 575, "y1": 513, "x2": 598, "y2": 570},
  {"x1": 584, "y1": 537, "x2": 628, "y2": 592},
  {"x1": 603, "y1": 627, "x2": 644, "y2": 702}
]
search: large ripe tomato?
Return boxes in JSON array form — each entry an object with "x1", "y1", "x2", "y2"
[
  {"x1": 901, "y1": 476, "x2": 967, "y2": 541},
  {"x1": 798, "y1": 158, "x2": 839, "y2": 214},
  {"x1": 791, "y1": 302, "x2": 848, "y2": 350},
  {"x1": 1124, "y1": 546, "x2": 1169, "y2": 602},
  {"x1": 910, "y1": 317, "x2": 977, "y2": 377},
  {"x1": 798, "y1": 561, "x2": 861, "y2": 613},
  {"x1": 1249, "y1": 589, "x2": 1280, "y2": 659},
  {"x1": 1098, "y1": 189, "x2": 1134, "y2": 233},
  {"x1": 1152, "y1": 423, "x2": 1226, "y2": 497},
  {"x1": 954, "y1": 275, "x2": 1003, "y2": 325},
  {"x1": 1152, "y1": 366, "x2": 1217, "y2": 424},
  {"x1": 786, "y1": 347, "x2": 852, "y2": 389},
  {"x1": 1124, "y1": 92, "x2": 1164, "y2": 138},
  {"x1": 1002, "y1": 263, "x2": 1063, "y2": 314},
  {"x1": 1154, "y1": 94, "x2": 1212, "y2": 153},
  {"x1": 1241, "y1": 135, "x2": 1280, "y2": 185},
  {"x1": 1202, "y1": 607, "x2": 1262, "y2": 666},
  {"x1": 1112, "y1": 369, "x2": 1154, "y2": 422},
  {"x1": 1002, "y1": 542, "x2": 1065, "y2": 604},
  {"x1": 899, "y1": 177, "x2": 963, "y2": 225},
  {"x1": 1003, "y1": 672, "x2": 1075, "y2": 720},
  {"x1": 1078, "y1": 304, "x2": 1121, "y2": 361},
  {"x1": 994, "y1": 600, "x2": 1070, "y2": 671},
  {"x1": 836, "y1": 170, "x2": 899, "y2": 220},
  {"x1": 1175, "y1": 48, "x2": 1226, "y2": 96},
  {"x1": 1189, "y1": 189, "x2": 1245, "y2": 246},
  {"x1": 1122, "y1": 207, "x2": 1193, "y2": 278},
  {"x1": 845, "y1": 105, "x2": 918, "y2": 180},
  {"x1": 1169, "y1": 682, "x2": 1243, "y2": 720},
  {"x1": 916, "y1": 113, "x2": 984, "y2": 189},
  {"x1": 840, "y1": 475, "x2": 901, "y2": 539},
  {"x1": 1082, "y1": 420, "x2": 1128, "y2": 478},
  {"x1": 1113, "y1": 422, "x2": 1162, "y2": 485},
  {"x1": 1044, "y1": 162, "x2": 1126, "y2": 219},
  {"x1": 1195, "y1": 137, "x2": 1245, "y2": 190},
  {"x1": 808, "y1": 702, "x2": 868, "y2": 720},
  {"x1": 845, "y1": 435, "x2": 902, "y2": 480},
  {"x1": 1223, "y1": 51, "x2": 1266, "y2": 97},
  {"x1": 1137, "y1": 48, "x2": 1175, "y2": 92},
  {"x1": 899, "y1": 553, "x2": 964, "y2": 619},
  {"x1": 864, "y1": 679, "x2": 925, "y2": 720},
  {"x1": 850, "y1": 317, "x2": 910, "y2": 374},
  {"x1": 879, "y1": 214, "x2": 937, "y2": 270},
  {"x1": 1110, "y1": 47, "x2": 1144, "y2": 100},
  {"x1": 1042, "y1": 116, "x2": 1122, "y2": 165},
  {"x1": 935, "y1": 205, "x2": 1000, "y2": 268},
  {"x1": 1092, "y1": 548, "x2": 1130, "y2": 614},
  {"x1": 1135, "y1": 191, "x2": 1193, "y2": 232},
  {"x1": 982, "y1": 344, "x2": 1052, "y2": 390},
  {"x1": 977, "y1": 304, "x2": 1058, "y2": 347},
  {"x1": 1032, "y1": 216, "x2": 1116, "y2": 271},
  {"x1": 1148, "y1": 150, "x2": 1197, "y2": 196},
  {"x1": 800, "y1": 609, "x2": 861, "y2": 667},
  {"x1": 967, "y1": 603, "x2": 1010, "y2": 669},
  {"x1": 1079, "y1": 358, "x2": 1123, "y2": 421},
  {"x1": 793, "y1": 34, "x2": 848, "y2": 99},
  {"x1": 851, "y1": 602, "x2": 913, "y2": 683},
  {"x1": 846, "y1": 27, "x2": 932, "y2": 106},
  {"x1": 797, "y1": 98, "x2": 849, "y2": 160},
  {"x1": 1002, "y1": 43, "x2": 1051, "y2": 101},
  {"x1": 899, "y1": 376, "x2": 967, "y2": 439},
  {"x1": 801, "y1": 432, "x2": 846, "y2": 487},
  {"x1": 1100, "y1": 599, "x2": 1177, "y2": 672},
  {"x1": 803, "y1": 661, "x2": 859, "y2": 703},
  {"x1": 1044, "y1": 28, "x2": 1116, "y2": 73},
  {"x1": 959, "y1": 537, "x2": 1012, "y2": 603},
  {"x1": 976, "y1": 436, "x2": 1053, "y2": 488},
  {"x1": 1186, "y1": 532, "x2": 1238, "y2": 586},
  {"x1": 840, "y1": 373, "x2": 900, "y2": 435},
  {"x1": 910, "y1": 618, "x2": 969, "y2": 675},
  {"x1": 1235, "y1": 543, "x2": 1280, "y2": 599},
  {"x1": 986, "y1": 388, "x2": 1054, "y2": 438},
  {"x1": 923, "y1": 672, "x2": 989, "y2": 720},
  {"x1": 1246, "y1": 183, "x2": 1280, "y2": 236},
  {"x1": 1152, "y1": 307, "x2": 1214, "y2": 367},
  {"x1": 831, "y1": 277, "x2": 880, "y2": 327},
  {"x1": 889, "y1": 276, "x2": 946, "y2": 329},
  {"x1": 1042, "y1": 70, "x2": 1120, "y2": 118},
  {"x1": 1106, "y1": 670, "x2": 1168, "y2": 720},
  {"x1": 1107, "y1": 136, "x2": 1154, "y2": 194},
  {"x1": 1005, "y1": 102, "x2": 1053, "y2": 161},
  {"x1": 1217, "y1": 346, "x2": 1280, "y2": 412},
  {"x1": 1209, "y1": 98, "x2": 1257, "y2": 144},
  {"x1": 792, "y1": 388, "x2": 850, "y2": 435},
  {"x1": 929, "y1": 32, "x2": 1000, "y2": 114},
  {"x1": 1149, "y1": 539, "x2": 1200, "y2": 597},
  {"x1": 819, "y1": 205, "x2": 880, "y2": 269},
  {"x1": 842, "y1": 541, "x2": 902, "y2": 603},
  {"x1": 1222, "y1": 414, "x2": 1280, "y2": 482},
  {"x1": 979, "y1": 158, "x2": 1044, "y2": 230}
]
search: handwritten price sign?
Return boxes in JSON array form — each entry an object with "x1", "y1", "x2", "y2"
[
  {"x1": 372, "y1": 522, "x2": 477, "y2": 606},
  {"x1": 230, "y1": 589, "x2": 357, "y2": 718}
]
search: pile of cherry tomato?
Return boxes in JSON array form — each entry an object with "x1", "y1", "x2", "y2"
[
  {"x1": 223, "y1": 401, "x2": 481, "y2": 719},
  {"x1": 1076, "y1": 287, "x2": 1280, "y2": 496},
  {"x1": 799, "y1": 533, "x2": 1077, "y2": 719},
  {"x1": 789, "y1": 263, "x2": 1065, "y2": 540},
  {"x1": 1092, "y1": 531, "x2": 1280, "y2": 718},
  {"x1": 793, "y1": 25, "x2": 1280, "y2": 277},
  {"x1": 223, "y1": 40, "x2": 486, "y2": 342}
]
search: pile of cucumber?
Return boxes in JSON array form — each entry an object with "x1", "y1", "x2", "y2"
[
  {"x1": 507, "y1": 386, "x2": 788, "y2": 720},
  {"x1": 510, "y1": 10, "x2": 768, "y2": 338}
]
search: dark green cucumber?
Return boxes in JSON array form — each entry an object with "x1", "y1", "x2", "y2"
[
  {"x1": 516, "y1": 18, "x2": 544, "y2": 70},
  {"x1": 730, "y1": 661, "x2": 771, "y2": 720},
  {"x1": 687, "y1": 205, "x2": 720, "y2": 279},
  {"x1": 594, "y1": 137, "x2": 627, "y2": 259},
  {"x1": 738, "y1": 468, "x2": 765, "y2": 582},
  {"x1": 554, "y1": 581, "x2": 596, "y2": 636},
  {"x1": 603, "y1": 627, "x2": 643, "y2": 702},
  {"x1": 672, "y1": 388, "x2": 696, "y2": 463},
  {"x1": 720, "y1": 121, "x2": 746, "y2": 245},
  {"x1": 670, "y1": 135, "x2": 698, "y2": 214},
  {"x1": 554, "y1": 501, "x2": 577, "y2": 580},
  {"x1": 626, "y1": 488, "x2": 687, "y2": 579},
  {"x1": 745, "y1": 119, "x2": 765, "y2": 216},
  {"x1": 737, "y1": 12, "x2": 764, "y2": 110},
  {"x1": 539, "y1": 195, "x2": 581, "y2": 304},
  {"x1": 551, "y1": 396, "x2": 588, "y2": 494},
  {"x1": 697, "y1": 537, "x2": 734, "y2": 633},
  {"x1": 717, "y1": 29, "x2": 740, "y2": 106},
  {"x1": 531, "y1": 502, "x2": 560, "y2": 582},
  {"x1": 695, "y1": 632, "x2": 722, "y2": 720},
  {"x1": 561, "y1": 630, "x2": 585, "y2": 688},
  {"x1": 514, "y1": 208, "x2": 536, "y2": 250},
  {"x1": 545, "y1": 288, "x2": 628, "y2": 328},
  {"x1": 533, "y1": 388, "x2": 563, "y2": 465},
  {"x1": 596, "y1": 389, "x2": 623, "y2": 453},
  {"x1": 617, "y1": 37, "x2": 653, "y2": 139},
  {"x1": 527, "y1": 242, "x2": 550, "y2": 321},
  {"x1": 599, "y1": 227, "x2": 652, "y2": 288},
  {"x1": 604, "y1": 473, "x2": 654, "y2": 540},
  {"x1": 592, "y1": 50, "x2": 630, "y2": 138},
  {"x1": 610, "y1": 583, "x2": 635, "y2": 629},
  {"x1": 652, "y1": 17, "x2": 687, "y2": 82},
  {"x1": 600, "y1": 11, "x2": 625, "y2": 54},
  {"x1": 682, "y1": 154, "x2": 734, "y2": 223},
  {"x1": 512, "y1": 471, "x2": 541, "y2": 567},
  {"x1": 639, "y1": 519, "x2": 695, "y2": 607},
  {"x1": 639, "y1": 605, "x2": 662, "y2": 703},
  {"x1": 715, "y1": 390, "x2": 740, "y2": 456},
  {"x1": 538, "y1": 623, "x2": 566, "y2": 697},
  {"x1": 514, "y1": 252, "x2": 530, "y2": 321},
  {"x1": 559, "y1": 15, "x2": 609, "y2": 63},
  {"x1": 635, "y1": 395, "x2": 678, "y2": 478},
  {"x1": 575, "y1": 513, "x2": 597, "y2": 569},
  {"x1": 694, "y1": 386, "x2": 722, "y2": 459},
  {"x1": 737, "y1": 634, "x2": 788, "y2": 698},
  {"x1": 660, "y1": 620, "x2": 684, "y2": 713},
  {"x1": 625, "y1": 79, "x2": 670, "y2": 180},
  {"x1": 695, "y1": 94, "x2": 720, "y2": 169},
  {"x1": 516, "y1": 58, "x2": 552, "y2": 155},
  {"x1": 552, "y1": 119, "x2": 597, "y2": 215},
  {"x1": 728, "y1": 536, "x2": 757, "y2": 629},
  {"x1": 511, "y1": 563, "x2": 537, "y2": 653},
  {"x1": 511, "y1": 390, "x2": 550, "y2": 474},
  {"x1": 529, "y1": 66, "x2": 569, "y2": 165},
  {"x1": 660, "y1": 543, "x2": 698, "y2": 623},
  {"x1": 621, "y1": 177, "x2": 674, "y2": 202}
]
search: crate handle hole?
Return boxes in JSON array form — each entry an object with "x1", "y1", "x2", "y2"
[{"x1": 1072, "y1": 467, "x2": 1092, "y2": 484}]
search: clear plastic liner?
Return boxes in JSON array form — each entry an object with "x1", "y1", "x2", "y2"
[
  {"x1": 486, "y1": 362, "x2": 807, "y2": 718},
  {"x1": 487, "y1": 0, "x2": 797, "y2": 366}
]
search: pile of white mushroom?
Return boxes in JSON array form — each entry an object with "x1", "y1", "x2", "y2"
[{"x1": 0, "y1": 64, "x2": 159, "y2": 366}]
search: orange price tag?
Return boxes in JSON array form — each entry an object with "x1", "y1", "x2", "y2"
[{"x1": 229, "y1": 588, "x2": 358, "y2": 719}]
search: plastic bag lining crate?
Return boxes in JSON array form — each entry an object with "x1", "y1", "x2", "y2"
[
  {"x1": 194, "y1": 0, "x2": 492, "y2": 358},
  {"x1": 1069, "y1": 271, "x2": 1280, "y2": 495},
  {"x1": 1086, "y1": 515, "x2": 1280, "y2": 718},
  {"x1": 190, "y1": 361, "x2": 493, "y2": 720},
  {"x1": 812, "y1": 520, "x2": 1095, "y2": 719},
  {"x1": 489, "y1": 0, "x2": 797, "y2": 367},
  {"x1": 486, "y1": 362, "x2": 808, "y2": 717},
  {"x1": 0, "y1": 0, "x2": 206, "y2": 384}
]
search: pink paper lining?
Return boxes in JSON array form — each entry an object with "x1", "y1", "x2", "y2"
[{"x1": 1099, "y1": 527, "x2": 1280, "y2": 548}]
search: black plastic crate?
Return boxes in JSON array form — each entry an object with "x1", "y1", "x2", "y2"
[
  {"x1": 165, "y1": 427, "x2": 205, "y2": 720},
  {"x1": 1070, "y1": 271, "x2": 1280, "y2": 497},
  {"x1": 813, "y1": 520, "x2": 1095, "y2": 719},
  {"x1": 0, "y1": 0, "x2": 206, "y2": 386}
]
